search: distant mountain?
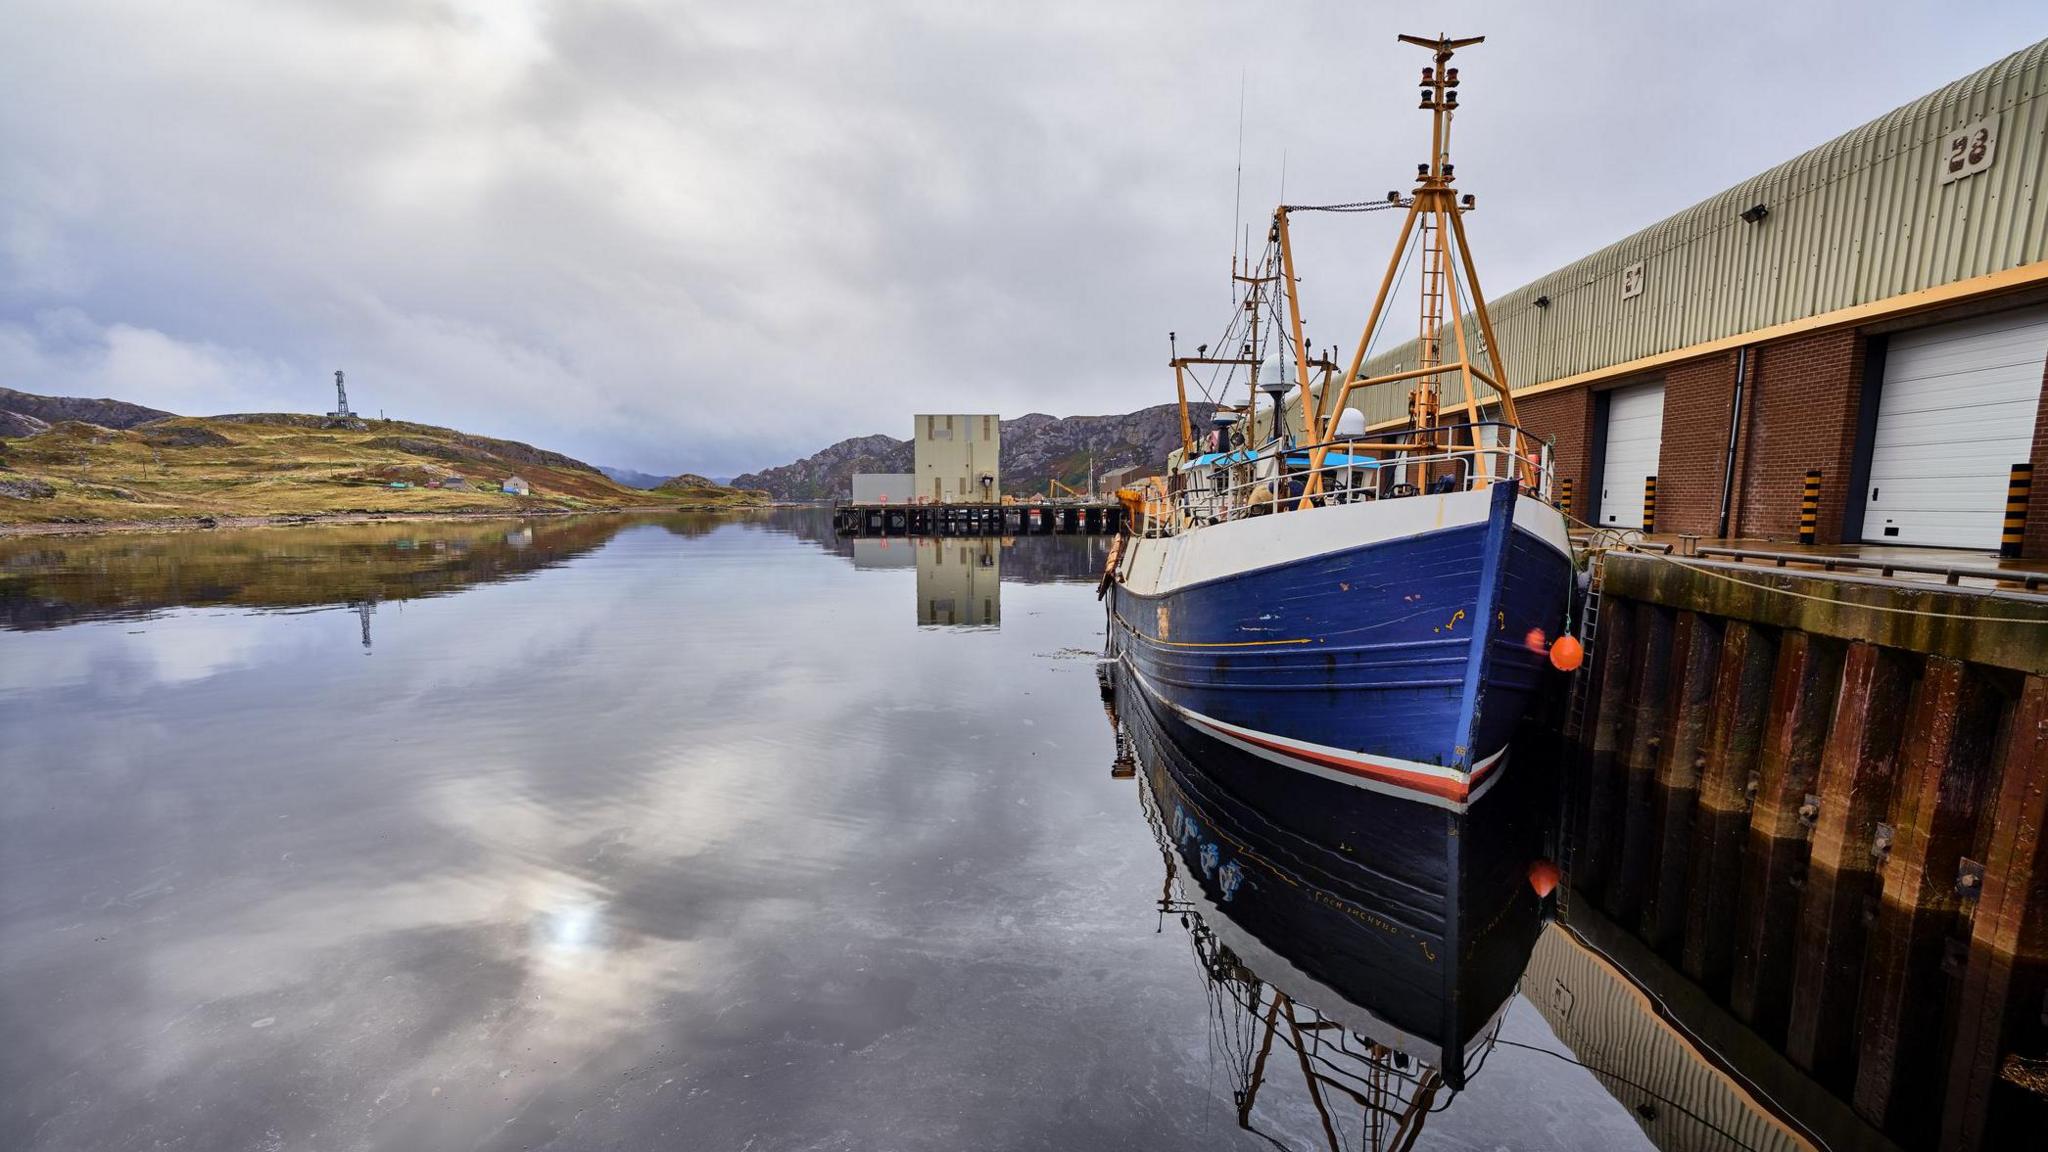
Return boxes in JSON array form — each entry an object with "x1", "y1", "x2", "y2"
[
  {"x1": 729, "y1": 403, "x2": 1216, "y2": 501},
  {"x1": 599, "y1": 465, "x2": 670, "y2": 489},
  {"x1": 0, "y1": 386, "x2": 172, "y2": 430}
]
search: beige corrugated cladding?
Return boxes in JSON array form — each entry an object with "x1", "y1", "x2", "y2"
[
  {"x1": 1519, "y1": 925, "x2": 1815, "y2": 1152},
  {"x1": 1348, "y1": 37, "x2": 2048, "y2": 426}
]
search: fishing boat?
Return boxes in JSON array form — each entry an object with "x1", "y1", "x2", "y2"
[
  {"x1": 1108, "y1": 655, "x2": 1549, "y2": 1115},
  {"x1": 1106, "y1": 33, "x2": 1575, "y2": 818}
]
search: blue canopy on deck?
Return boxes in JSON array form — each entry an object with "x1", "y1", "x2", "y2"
[{"x1": 1284, "y1": 452, "x2": 1377, "y2": 469}]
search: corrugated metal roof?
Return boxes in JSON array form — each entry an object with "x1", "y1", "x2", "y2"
[{"x1": 1349, "y1": 38, "x2": 2048, "y2": 425}]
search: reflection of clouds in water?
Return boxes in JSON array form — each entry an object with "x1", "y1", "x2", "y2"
[
  {"x1": 536, "y1": 898, "x2": 603, "y2": 956},
  {"x1": 0, "y1": 610, "x2": 310, "y2": 694},
  {"x1": 6, "y1": 522, "x2": 1180, "y2": 1149}
]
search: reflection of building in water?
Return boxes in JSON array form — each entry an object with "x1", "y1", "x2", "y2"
[
  {"x1": 354, "y1": 600, "x2": 375, "y2": 651},
  {"x1": 1520, "y1": 923, "x2": 1824, "y2": 1152},
  {"x1": 916, "y1": 537, "x2": 1000, "y2": 626},
  {"x1": 850, "y1": 538, "x2": 915, "y2": 570}
]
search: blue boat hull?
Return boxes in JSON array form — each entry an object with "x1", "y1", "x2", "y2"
[
  {"x1": 1109, "y1": 481, "x2": 1572, "y2": 809},
  {"x1": 1112, "y1": 654, "x2": 1551, "y2": 1088}
]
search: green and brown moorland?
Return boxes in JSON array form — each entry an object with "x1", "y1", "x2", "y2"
[{"x1": 0, "y1": 404, "x2": 767, "y2": 529}]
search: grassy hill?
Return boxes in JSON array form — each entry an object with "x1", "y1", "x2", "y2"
[{"x1": 0, "y1": 410, "x2": 767, "y2": 526}]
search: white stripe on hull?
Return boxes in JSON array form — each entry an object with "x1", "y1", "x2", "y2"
[
  {"x1": 1122, "y1": 660, "x2": 1507, "y2": 813},
  {"x1": 1118, "y1": 487, "x2": 1571, "y2": 598}
]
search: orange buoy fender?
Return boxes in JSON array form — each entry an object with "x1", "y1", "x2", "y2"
[
  {"x1": 1549, "y1": 633, "x2": 1584, "y2": 672},
  {"x1": 1528, "y1": 859, "x2": 1561, "y2": 899}
]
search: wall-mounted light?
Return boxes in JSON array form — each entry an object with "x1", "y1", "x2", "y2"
[
  {"x1": 1739, "y1": 203, "x2": 1769, "y2": 224},
  {"x1": 1534, "y1": 295, "x2": 1551, "y2": 309}
]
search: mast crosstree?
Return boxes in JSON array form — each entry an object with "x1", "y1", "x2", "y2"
[{"x1": 1266, "y1": 33, "x2": 1527, "y2": 502}]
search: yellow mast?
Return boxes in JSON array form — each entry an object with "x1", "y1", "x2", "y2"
[{"x1": 1302, "y1": 33, "x2": 1523, "y2": 504}]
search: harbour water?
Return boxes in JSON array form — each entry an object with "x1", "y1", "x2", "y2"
[{"x1": 1, "y1": 511, "x2": 1667, "y2": 1150}]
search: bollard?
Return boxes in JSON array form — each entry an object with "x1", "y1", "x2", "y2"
[
  {"x1": 2003, "y1": 463, "x2": 2032, "y2": 559},
  {"x1": 1560, "y1": 477, "x2": 1574, "y2": 518},
  {"x1": 1799, "y1": 470, "x2": 1821, "y2": 545},
  {"x1": 1642, "y1": 475, "x2": 1658, "y2": 533}
]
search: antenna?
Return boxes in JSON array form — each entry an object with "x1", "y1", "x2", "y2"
[
  {"x1": 329, "y1": 369, "x2": 355, "y2": 419},
  {"x1": 1230, "y1": 68, "x2": 1245, "y2": 284}
]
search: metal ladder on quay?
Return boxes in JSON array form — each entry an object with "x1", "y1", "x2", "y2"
[
  {"x1": 1563, "y1": 548, "x2": 1606, "y2": 741},
  {"x1": 1555, "y1": 546, "x2": 1609, "y2": 924}
]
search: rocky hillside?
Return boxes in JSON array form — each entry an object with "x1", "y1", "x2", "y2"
[
  {"x1": 730, "y1": 434, "x2": 912, "y2": 502},
  {"x1": 0, "y1": 386, "x2": 172, "y2": 431},
  {"x1": 731, "y1": 403, "x2": 1214, "y2": 501},
  {"x1": 0, "y1": 388, "x2": 766, "y2": 525},
  {"x1": 655, "y1": 473, "x2": 768, "y2": 505}
]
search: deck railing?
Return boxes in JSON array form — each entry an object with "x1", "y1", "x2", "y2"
[{"x1": 1127, "y1": 421, "x2": 1553, "y2": 538}]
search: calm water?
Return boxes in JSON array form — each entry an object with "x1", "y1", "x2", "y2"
[{"x1": 0, "y1": 511, "x2": 1654, "y2": 1151}]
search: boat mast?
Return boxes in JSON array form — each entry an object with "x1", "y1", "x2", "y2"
[
  {"x1": 1314, "y1": 34, "x2": 1521, "y2": 453},
  {"x1": 1235, "y1": 261, "x2": 1278, "y2": 446}
]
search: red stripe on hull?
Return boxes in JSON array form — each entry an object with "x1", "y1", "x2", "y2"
[{"x1": 1187, "y1": 716, "x2": 1503, "y2": 804}]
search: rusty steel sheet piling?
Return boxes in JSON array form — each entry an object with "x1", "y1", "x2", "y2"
[
  {"x1": 1643, "y1": 611, "x2": 1722, "y2": 956},
  {"x1": 1683, "y1": 620, "x2": 1779, "y2": 995},
  {"x1": 1574, "y1": 598, "x2": 1636, "y2": 896},
  {"x1": 1561, "y1": 552, "x2": 2048, "y2": 1149},
  {"x1": 1852, "y1": 658, "x2": 2002, "y2": 1142},
  {"x1": 1941, "y1": 676, "x2": 2048, "y2": 1148},
  {"x1": 1785, "y1": 641, "x2": 1915, "y2": 1092},
  {"x1": 1604, "y1": 605, "x2": 1675, "y2": 924},
  {"x1": 1729, "y1": 631, "x2": 1846, "y2": 1046}
]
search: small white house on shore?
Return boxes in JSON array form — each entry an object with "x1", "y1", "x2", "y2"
[{"x1": 501, "y1": 476, "x2": 530, "y2": 496}]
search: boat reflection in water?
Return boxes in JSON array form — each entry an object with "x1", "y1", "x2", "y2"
[
  {"x1": 1108, "y1": 655, "x2": 1842, "y2": 1152},
  {"x1": 1107, "y1": 655, "x2": 1550, "y2": 1147}
]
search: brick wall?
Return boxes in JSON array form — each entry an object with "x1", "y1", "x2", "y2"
[
  {"x1": 1517, "y1": 387, "x2": 1594, "y2": 521},
  {"x1": 1654, "y1": 352, "x2": 1739, "y2": 536},
  {"x1": 1732, "y1": 329, "x2": 1865, "y2": 542},
  {"x1": 1518, "y1": 312, "x2": 2047, "y2": 554},
  {"x1": 2029, "y1": 357, "x2": 2048, "y2": 560}
]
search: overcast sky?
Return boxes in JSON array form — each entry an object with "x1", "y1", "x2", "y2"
[{"x1": 3, "y1": 2, "x2": 2044, "y2": 477}]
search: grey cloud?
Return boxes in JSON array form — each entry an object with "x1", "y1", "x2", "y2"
[{"x1": 2, "y1": 0, "x2": 2043, "y2": 475}]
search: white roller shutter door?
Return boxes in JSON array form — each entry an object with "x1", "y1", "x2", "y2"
[
  {"x1": 1863, "y1": 307, "x2": 2047, "y2": 548},
  {"x1": 1599, "y1": 382, "x2": 1665, "y2": 529}
]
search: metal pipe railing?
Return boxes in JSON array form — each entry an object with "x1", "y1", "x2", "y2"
[
  {"x1": 1128, "y1": 421, "x2": 1554, "y2": 538},
  {"x1": 1694, "y1": 545, "x2": 2048, "y2": 593}
]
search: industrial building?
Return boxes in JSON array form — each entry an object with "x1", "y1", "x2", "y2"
[
  {"x1": 1341, "y1": 38, "x2": 2048, "y2": 557},
  {"x1": 914, "y1": 414, "x2": 1000, "y2": 504},
  {"x1": 851, "y1": 473, "x2": 914, "y2": 503},
  {"x1": 1098, "y1": 463, "x2": 1148, "y2": 495}
]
